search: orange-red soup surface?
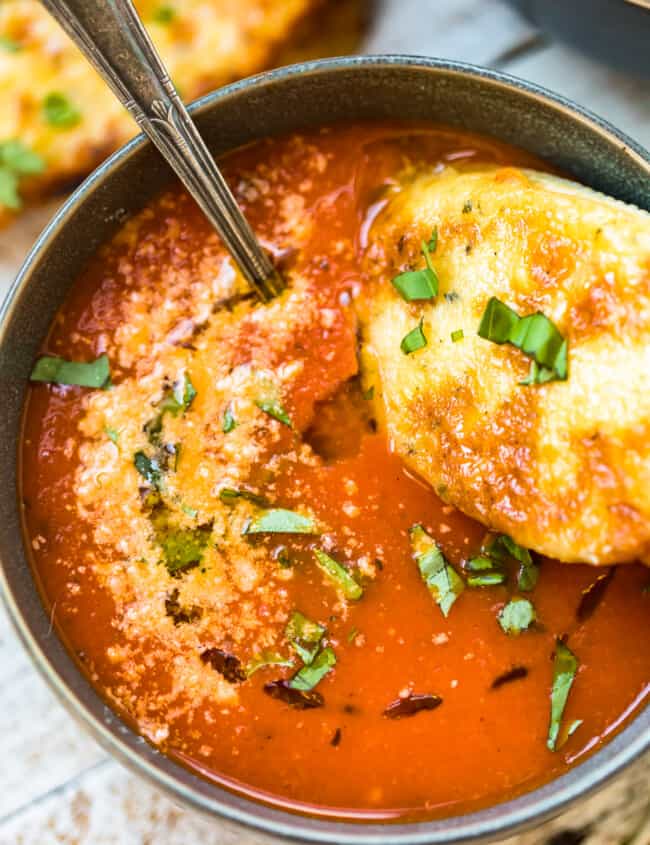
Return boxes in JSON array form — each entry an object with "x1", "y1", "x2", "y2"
[{"x1": 21, "y1": 123, "x2": 650, "y2": 821}]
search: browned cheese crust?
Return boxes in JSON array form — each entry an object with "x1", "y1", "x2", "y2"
[{"x1": 360, "y1": 166, "x2": 650, "y2": 565}]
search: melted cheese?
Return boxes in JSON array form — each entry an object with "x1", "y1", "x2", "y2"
[
  {"x1": 0, "y1": 0, "x2": 317, "y2": 221},
  {"x1": 361, "y1": 166, "x2": 650, "y2": 565}
]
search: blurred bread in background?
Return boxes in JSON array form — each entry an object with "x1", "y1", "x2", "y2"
[{"x1": 0, "y1": 0, "x2": 369, "y2": 224}]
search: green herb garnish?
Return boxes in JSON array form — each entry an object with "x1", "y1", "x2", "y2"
[
  {"x1": 42, "y1": 92, "x2": 82, "y2": 128},
  {"x1": 285, "y1": 611, "x2": 325, "y2": 665},
  {"x1": 462, "y1": 200, "x2": 473, "y2": 213},
  {"x1": 500, "y1": 535, "x2": 538, "y2": 591},
  {"x1": 451, "y1": 329, "x2": 464, "y2": 343},
  {"x1": 152, "y1": 4, "x2": 176, "y2": 22},
  {"x1": 467, "y1": 569, "x2": 507, "y2": 587},
  {"x1": 246, "y1": 651, "x2": 294, "y2": 677},
  {"x1": 158, "y1": 523, "x2": 211, "y2": 576},
  {"x1": 255, "y1": 397, "x2": 292, "y2": 428},
  {"x1": 218, "y1": 487, "x2": 267, "y2": 507},
  {"x1": 400, "y1": 319, "x2": 427, "y2": 355},
  {"x1": 134, "y1": 451, "x2": 163, "y2": 489},
  {"x1": 473, "y1": 533, "x2": 538, "y2": 591},
  {"x1": 0, "y1": 36, "x2": 22, "y2": 52},
  {"x1": 105, "y1": 427, "x2": 119, "y2": 445},
  {"x1": 314, "y1": 549, "x2": 363, "y2": 600},
  {"x1": 289, "y1": 647, "x2": 336, "y2": 691},
  {"x1": 547, "y1": 640, "x2": 579, "y2": 751},
  {"x1": 427, "y1": 227, "x2": 438, "y2": 253},
  {"x1": 222, "y1": 404, "x2": 236, "y2": 433},
  {"x1": 498, "y1": 598, "x2": 537, "y2": 635},
  {"x1": 0, "y1": 140, "x2": 45, "y2": 209},
  {"x1": 30, "y1": 354, "x2": 110, "y2": 388},
  {"x1": 391, "y1": 236, "x2": 439, "y2": 301},
  {"x1": 160, "y1": 373, "x2": 196, "y2": 416},
  {"x1": 243, "y1": 508, "x2": 318, "y2": 535},
  {"x1": 478, "y1": 297, "x2": 568, "y2": 384},
  {"x1": 411, "y1": 524, "x2": 464, "y2": 617}
]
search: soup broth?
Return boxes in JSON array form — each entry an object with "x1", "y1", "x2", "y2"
[{"x1": 21, "y1": 123, "x2": 650, "y2": 820}]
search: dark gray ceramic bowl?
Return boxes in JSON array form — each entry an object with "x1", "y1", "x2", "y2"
[{"x1": 1, "y1": 56, "x2": 649, "y2": 845}]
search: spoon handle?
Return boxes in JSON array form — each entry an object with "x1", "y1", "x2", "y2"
[{"x1": 39, "y1": 0, "x2": 283, "y2": 301}]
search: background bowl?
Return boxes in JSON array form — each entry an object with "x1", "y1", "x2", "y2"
[{"x1": 1, "y1": 56, "x2": 649, "y2": 845}]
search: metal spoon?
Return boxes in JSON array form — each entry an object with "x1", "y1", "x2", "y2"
[{"x1": 39, "y1": 0, "x2": 284, "y2": 302}]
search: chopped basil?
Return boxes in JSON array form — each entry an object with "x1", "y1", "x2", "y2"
[
  {"x1": 347, "y1": 627, "x2": 359, "y2": 643},
  {"x1": 201, "y1": 648, "x2": 246, "y2": 683},
  {"x1": 222, "y1": 404, "x2": 236, "y2": 433},
  {"x1": 451, "y1": 329, "x2": 464, "y2": 343},
  {"x1": 0, "y1": 36, "x2": 21, "y2": 52},
  {"x1": 576, "y1": 568, "x2": 615, "y2": 623},
  {"x1": 392, "y1": 270, "x2": 437, "y2": 302},
  {"x1": 104, "y1": 427, "x2": 120, "y2": 445},
  {"x1": 427, "y1": 227, "x2": 438, "y2": 253},
  {"x1": 467, "y1": 570, "x2": 507, "y2": 587},
  {"x1": 391, "y1": 237, "x2": 439, "y2": 302},
  {"x1": 383, "y1": 693, "x2": 442, "y2": 719},
  {"x1": 153, "y1": 4, "x2": 176, "y2": 22},
  {"x1": 289, "y1": 647, "x2": 336, "y2": 691},
  {"x1": 0, "y1": 167, "x2": 19, "y2": 209},
  {"x1": 160, "y1": 373, "x2": 196, "y2": 416},
  {"x1": 255, "y1": 397, "x2": 292, "y2": 428},
  {"x1": 411, "y1": 524, "x2": 464, "y2": 617},
  {"x1": 520, "y1": 360, "x2": 557, "y2": 386},
  {"x1": 246, "y1": 651, "x2": 294, "y2": 677},
  {"x1": 285, "y1": 611, "x2": 325, "y2": 665},
  {"x1": 362, "y1": 385, "x2": 374, "y2": 400},
  {"x1": 478, "y1": 297, "x2": 568, "y2": 383},
  {"x1": 498, "y1": 598, "x2": 537, "y2": 635},
  {"x1": 480, "y1": 533, "x2": 538, "y2": 591},
  {"x1": 400, "y1": 319, "x2": 427, "y2": 355},
  {"x1": 547, "y1": 640, "x2": 579, "y2": 751},
  {"x1": 462, "y1": 200, "x2": 473, "y2": 213},
  {"x1": 43, "y1": 92, "x2": 82, "y2": 128},
  {"x1": 134, "y1": 451, "x2": 163, "y2": 489},
  {"x1": 314, "y1": 549, "x2": 363, "y2": 600},
  {"x1": 0, "y1": 140, "x2": 45, "y2": 174},
  {"x1": 218, "y1": 487, "x2": 267, "y2": 507},
  {"x1": 30, "y1": 354, "x2": 111, "y2": 388},
  {"x1": 567, "y1": 718, "x2": 583, "y2": 738},
  {"x1": 0, "y1": 140, "x2": 45, "y2": 210},
  {"x1": 263, "y1": 679, "x2": 323, "y2": 709},
  {"x1": 243, "y1": 508, "x2": 318, "y2": 535},
  {"x1": 159, "y1": 523, "x2": 211, "y2": 575}
]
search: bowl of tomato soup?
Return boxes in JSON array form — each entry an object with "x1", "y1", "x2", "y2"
[{"x1": 1, "y1": 57, "x2": 649, "y2": 843}]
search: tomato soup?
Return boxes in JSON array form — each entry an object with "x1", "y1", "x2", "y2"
[{"x1": 20, "y1": 123, "x2": 650, "y2": 821}]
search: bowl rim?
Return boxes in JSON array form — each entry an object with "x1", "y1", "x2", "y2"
[{"x1": 1, "y1": 54, "x2": 648, "y2": 845}]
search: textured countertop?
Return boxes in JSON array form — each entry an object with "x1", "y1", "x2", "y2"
[{"x1": 1, "y1": 1, "x2": 649, "y2": 843}]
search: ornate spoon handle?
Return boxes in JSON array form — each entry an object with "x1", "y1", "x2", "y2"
[{"x1": 39, "y1": 0, "x2": 283, "y2": 301}]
